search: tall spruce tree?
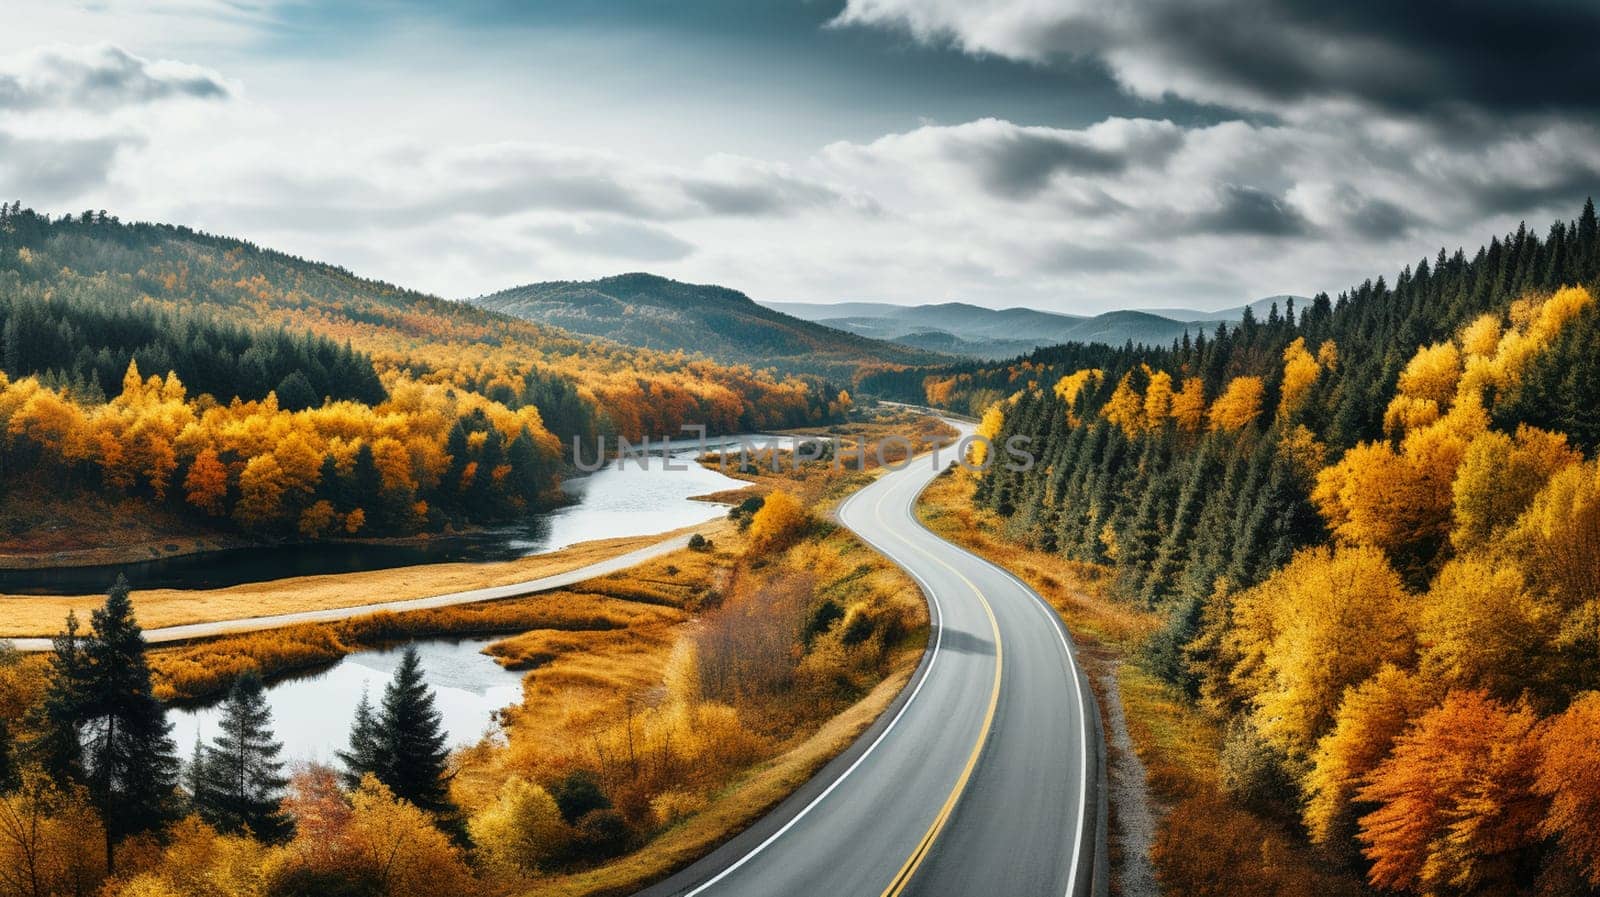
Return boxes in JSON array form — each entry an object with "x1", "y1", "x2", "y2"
[
  {"x1": 337, "y1": 649, "x2": 453, "y2": 814},
  {"x1": 336, "y1": 687, "x2": 380, "y2": 789},
  {"x1": 374, "y1": 646, "x2": 453, "y2": 815},
  {"x1": 0, "y1": 707, "x2": 14, "y2": 792},
  {"x1": 193, "y1": 672, "x2": 292, "y2": 842},
  {"x1": 41, "y1": 576, "x2": 180, "y2": 872}
]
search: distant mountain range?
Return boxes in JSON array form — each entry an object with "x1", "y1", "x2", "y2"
[
  {"x1": 764, "y1": 296, "x2": 1305, "y2": 360},
  {"x1": 468, "y1": 273, "x2": 948, "y2": 380}
]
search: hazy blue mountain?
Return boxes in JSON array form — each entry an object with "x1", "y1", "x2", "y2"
[
  {"x1": 470, "y1": 273, "x2": 948, "y2": 379},
  {"x1": 1131, "y1": 295, "x2": 1307, "y2": 322},
  {"x1": 761, "y1": 295, "x2": 1307, "y2": 359}
]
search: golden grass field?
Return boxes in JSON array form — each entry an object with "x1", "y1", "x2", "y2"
[{"x1": 0, "y1": 523, "x2": 728, "y2": 638}]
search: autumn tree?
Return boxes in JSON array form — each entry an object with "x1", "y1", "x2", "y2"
[
  {"x1": 1358, "y1": 691, "x2": 1545, "y2": 896},
  {"x1": 1207, "y1": 376, "x2": 1264, "y2": 432},
  {"x1": 0, "y1": 769, "x2": 106, "y2": 897},
  {"x1": 342, "y1": 776, "x2": 472, "y2": 897},
  {"x1": 1224, "y1": 545, "x2": 1413, "y2": 758},
  {"x1": 182, "y1": 448, "x2": 229, "y2": 516},
  {"x1": 1450, "y1": 425, "x2": 1579, "y2": 553},
  {"x1": 1277, "y1": 337, "x2": 1320, "y2": 421},
  {"x1": 1303, "y1": 665, "x2": 1427, "y2": 852},
  {"x1": 1417, "y1": 557, "x2": 1559, "y2": 703},
  {"x1": 1536, "y1": 692, "x2": 1600, "y2": 889}
]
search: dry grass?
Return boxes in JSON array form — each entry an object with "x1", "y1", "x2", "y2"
[
  {"x1": 445, "y1": 502, "x2": 925, "y2": 895},
  {"x1": 0, "y1": 523, "x2": 726, "y2": 638},
  {"x1": 528, "y1": 667, "x2": 914, "y2": 897},
  {"x1": 917, "y1": 468, "x2": 1369, "y2": 897},
  {"x1": 695, "y1": 409, "x2": 961, "y2": 512}
]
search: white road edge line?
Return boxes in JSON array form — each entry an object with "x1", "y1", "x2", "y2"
[
  {"x1": 895, "y1": 472, "x2": 1091, "y2": 897},
  {"x1": 677, "y1": 475, "x2": 948, "y2": 896}
]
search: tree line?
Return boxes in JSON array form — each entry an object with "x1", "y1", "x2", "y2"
[{"x1": 938, "y1": 200, "x2": 1600, "y2": 895}]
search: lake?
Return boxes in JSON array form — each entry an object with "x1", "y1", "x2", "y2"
[{"x1": 168, "y1": 637, "x2": 525, "y2": 764}]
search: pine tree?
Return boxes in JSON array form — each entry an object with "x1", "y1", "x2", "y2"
[
  {"x1": 336, "y1": 686, "x2": 381, "y2": 790},
  {"x1": 373, "y1": 646, "x2": 453, "y2": 815},
  {"x1": 0, "y1": 708, "x2": 14, "y2": 792},
  {"x1": 194, "y1": 671, "x2": 292, "y2": 842},
  {"x1": 44, "y1": 576, "x2": 180, "y2": 872}
]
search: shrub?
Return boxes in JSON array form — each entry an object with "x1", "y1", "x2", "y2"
[
  {"x1": 468, "y1": 777, "x2": 570, "y2": 877},
  {"x1": 747, "y1": 490, "x2": 810, "y2": 551},
  {"x1": 550, "y1": 770, "x2": 610, "y2": 825}
]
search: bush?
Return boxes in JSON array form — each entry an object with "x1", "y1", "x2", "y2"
[
  {"x1": 687, "y1": 533, "x2": 712, "y2": 552},
  {"x1": 747, "y1": 490, "x2": 810, "y2": 551},
  {"x1": 728, "y1": 496, "x2": 765, "y2": 530},
  {"x1": 468, "y1": 777, "x2": 570, "y2": 876},
  {"x1": 1219, "y1": 716, "x2": 1298, "y2": 812},
  {"x1": 803, "y1": 599, "x2": 845, "y2": 645},
  {"x1": 569, "y1": 808, "x2": 631, "y2": 861},
  {"x1": 550, "y1": 770, "x2": 610, "y2": 825}
]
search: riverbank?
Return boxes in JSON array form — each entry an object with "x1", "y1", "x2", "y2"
[{"x1": 0, "y1": 522, "x2": 727, "y2": 638}]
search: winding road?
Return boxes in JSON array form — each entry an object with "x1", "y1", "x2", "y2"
[
  {"x1": 640, "y1": 426, "x2": 1107, "y2": 897},
  {"x1": 7, "y1": 418, "x2": 1108, "y2": 896}
]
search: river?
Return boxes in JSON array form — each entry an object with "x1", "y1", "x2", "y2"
[{"x1": 2, "y1": 435, "x2": 785, "y2": 595}]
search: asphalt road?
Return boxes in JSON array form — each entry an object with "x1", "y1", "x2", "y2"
[{"x1": 640, "y1": 429, "x2": 1107, "y2": 897}]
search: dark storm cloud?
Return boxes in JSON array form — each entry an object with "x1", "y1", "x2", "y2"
[
  {"x1": 1343, "y1": 197, "x2": 1419, "y2": 241},
  {"x1": 0, "y1": 44, "x2": 230, "y2": 111},
  {"x1": 0, "y1": 131, "x2": 127, "y2": 201},
  {"x1": 1187, "y1": 184, "x2": 1309, "y2": 237},
  {"x1": 956, "y1": 128, "x2": 1132, "y2": 199},
  {"x1": 681, "y1": 173, "x2": 843, "y2": 216},
  {"x1": 1135, "y1": 0, "x2": 1600, "y2": 119},
  {"x1": 836, "y1": 0, "x2": 1600, "y2": 122}
]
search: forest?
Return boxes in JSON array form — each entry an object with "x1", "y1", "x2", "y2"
[
  {"x1": 0, "y1": 204, "x2": 850, "y2": 540},
  {"x1": 905, "y1": 200, "x2": 1600, "y2": 895}
]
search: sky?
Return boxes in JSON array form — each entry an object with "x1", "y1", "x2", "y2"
[{"x1": 1, "y1": 0, "x2": 1598, "y2": 314}]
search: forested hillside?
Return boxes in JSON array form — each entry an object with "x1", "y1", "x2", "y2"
[
  {"x1": 0, "y1": 206, "x2": 848, "y2": 543},
  {"x1": 914, "y1": 200, "x2": 1600, "y2": 894},
  {"x1": 471, "y1": 272, "x2": 945, "y2": 378}
]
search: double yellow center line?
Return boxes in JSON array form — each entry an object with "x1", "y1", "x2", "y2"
[{"x1": 873, "y1": 487, "x2": 1005, "y2": 897}]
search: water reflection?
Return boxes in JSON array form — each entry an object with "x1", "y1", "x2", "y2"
[
  {"x1": 168, "y1": 638, "x2": 524, "y2": 764},
  {"x1": 2, "y1": 442, "x2": 774, "y2": 595}
]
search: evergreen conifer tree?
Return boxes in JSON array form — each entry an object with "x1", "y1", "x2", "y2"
[
  {"x1": 336, "y1": 686, "x2": 381, "y2": 790},
  {"x1": 194, "y1": 671, "x2": 292, "y2": 841},
  {"x1": 41, "y1": 576, "x2": 180, "y2": 872},
  {"x1": 373, "y1": 646, "x2": 453, "y2": 815}
]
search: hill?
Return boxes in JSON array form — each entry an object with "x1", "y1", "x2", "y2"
[
  {"x1": 1131, "y1": 294, "x2": 1307, "y2": 322},
  {"x1": 764, "y1": 299, "x2": 1217, "y2": 358},
  {"x1": 469, "y1": 273, "x2": 946, "y2": 378},
  {"x1": 0, "y1": 207, "x2": 847, "y2": 549}
]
